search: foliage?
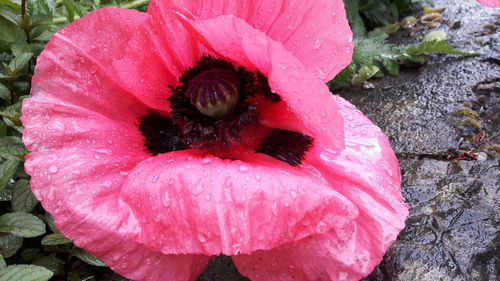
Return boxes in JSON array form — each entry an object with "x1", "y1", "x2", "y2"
[
  {"x1": 331, "y1": 0, "x2": 477, "y2": 90},
  {"x1": 0, "y1": 1, "x2": 148, "y2": 280}
]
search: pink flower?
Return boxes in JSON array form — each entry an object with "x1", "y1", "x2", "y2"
[
  {"x1": 476, "y1": 0, "x2": 500, "y2": 7},
  {"x1": 21, "y1": 0, "x2": 408, "y2": 280}
]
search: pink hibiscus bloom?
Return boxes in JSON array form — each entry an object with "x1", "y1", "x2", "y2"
[
  {"x1": 21, "y1": 0, "x2": 408, "y2": 280},
  {"x1": 476, "y1": 0, "x2": 500, "y2": 7}
]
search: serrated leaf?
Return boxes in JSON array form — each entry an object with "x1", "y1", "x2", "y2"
[
  {"x1": 0, "y1": 264, "x2": 53, "y2": 281},
  {"x1": 8, "y1": 53, "x2": 33, "y2": 75},
  {"x1": 0, "y1": 159, "x2": 18, "y2": 191},
  {"x1": 32, "y1": 256, "x2": 64, "y2": 275},
  {"x1": 41, "y1": 234, "x2": 71, "y2": 246},
  {"x1": 406, "y1": 39, "x2": 479, "y2": 56},
  {"x1": 71, "y1": 248, "x2": 106, "y2": 267},
  {"x1": 0, "y1": 84, "x2": 8, "y2": 102},
  {"x1": 0, "y1": 233, "x2": 22, "y2": 258},
  {"x1": 12, "y1": 180, "x2": 38, "y2": 212},
  {"x1": 0, "y1": 212, "x2": 46, "y2": 238},
  {"x1": 0, "y1": 254, "x2": 5, "y2": 269}
]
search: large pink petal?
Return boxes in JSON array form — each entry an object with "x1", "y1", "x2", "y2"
[
  {"x1": 120, "y1": 150, "x2": 357, "y2": 256},
  {"x1": 38, "y1": 7, "x2": 175, "y2": 112},
  {"x1": 24, "y1": 149, "x2": 209, "y2": 281},
  {"x1": 148, "y1": 0, "x2": 353, "y2": 82},
  {"x1": 476, "y1": 0, "x2": 500, "y2": 7},
  {"x1": 22, "y1": 8, "x2": 212, "y2": 281},
  {"x1": 232, "y1": 96, "x2": 408, "y2": 281}
]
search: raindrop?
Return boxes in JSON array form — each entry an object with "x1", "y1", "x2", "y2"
[
  {"x1": 238, "y1": 165, "x2": 249, "y2": 173},
  {"x1": 198, "y1": 233, "x2": 207, "y2": 243},
  {"x1": 201, "y1": 157, "x2": 213, "y2": 165},
  {"x1": 48, "y1": 165, "x2": 58, "y2": 173},
  {"x1": 192, "y1": 185, "x2": 204, "y2": 195},
  {"x1": 312, "y1": 38, "x2": 322, "y2": 49},
  {"x1": 289, "y1": 190, "x2": 298, "y2": 199}
]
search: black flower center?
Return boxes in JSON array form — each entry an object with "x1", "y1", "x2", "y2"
[{"x1": 138, "y1": 55, "x2": 314, "y2": 167}]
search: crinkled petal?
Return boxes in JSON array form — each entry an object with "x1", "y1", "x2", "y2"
[
  {"x1": 24, "y1": 150, "x2": 209, "y2": 281},
  {"x1": 41, "y1": 7, "x2": 175, "y2": 112},
  {"x1": 21, "y1": 8, "x2": 212, "y2": 281},
  {"x1": 233, "y1": 97, "x2": 408, "y2": 281},
  {"x1": 120, "y1": 150, "x2": 357, "y2": 256},
  {"x1": 148, "y1": 0, "x2": 353, "y2": 82},
  {"x1": 476, "y1": 0, "x2": 500, "y2": 7}
]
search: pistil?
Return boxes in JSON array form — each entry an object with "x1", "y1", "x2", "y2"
[{"x1": 186, "y1": 68, "x2": 241, "y2": 119}]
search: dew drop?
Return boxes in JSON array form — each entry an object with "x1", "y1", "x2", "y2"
[
  {"x1": 201, "y1": 157, "x2": 213, "y2": 165},
  {"x1": 198, "y1": 233, "x2": 207, "y2": 243},
  {"x1": 312, "y1": 38, "x2": 322, "y2": 49},
  {"x1": 48, "y1": 165, "x2": 58, "y2": 174},
  {"x1": 238, "y1": 165, "x2": 249, "y2": 173},
  {"x1": 192, "y1": 185, "x2": 204, "y2": 195}
]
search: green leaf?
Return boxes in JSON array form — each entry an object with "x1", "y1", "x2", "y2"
[
  {"x1": 0, "y1": 1, "x2": 21, "y2": 10},
  {"x1": 0, "y1": 265, "x2": 53, "y2": 281},
  {"x1": 20, "y1": 248, "x2": 41, "y2": 262},
  {"x1": 0, "y1": 254, "x2": 5, "y2": 269},
  {"x1": 8, "y1": 53, "x2": 33, "y2": 75},
  {"x1": 39, "y1": 213, "x2": 58, "y2": 233},
  {"x1": 0, "y1": 5, "x2": 21, "y2": 25},
  {"x1": 0, "y1": 84, "x2": 8, "y2": 102},
  {"x1": 31, "y1": 256, "x2": 64, "y2": 275},
  {"x1": 12, "y1": 180, "x2": 38, "y2": 212},
  {"x1": 62, "y1": 0, "x2": 84, "y2": 22},
  {"x1": 0, "y1": 159, "x2": 18, "y2": 191},
  {"x1": 0, "y1": 17, "x2": 25, "y2": 43},
  {"x1": 0, "y1": 233, "x2": 22, "y2": 258},
  {"x1": 71, "y1": 248, "x2": 106, "y2": 267},
  {"x1": 0, "y1": 136, "x2": 25, "y2": 160},
  {"x1": 0, "y1": 102, "x2": 23, "y2": 133},
  {"x1": 26, "y1": 0, "x2": 56, "y2": 16},
  {"x1": 406, "y1": 39, "x2": 479, "y2": 56},
  {"x1": 352, "y1": 65, "x2": 380, "y2": 85},
  {"x1": 41, "y1": 234, "x2": 71, "y2": 246},
  {"x1": 0, "y1": 212, "x2": 46, "y2": 238}
]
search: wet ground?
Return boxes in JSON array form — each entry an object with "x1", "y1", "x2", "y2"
[{"x1": 198, "y1": 0, "x2": 499, "y2": 280}]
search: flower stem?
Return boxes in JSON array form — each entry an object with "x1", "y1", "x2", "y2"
[{"x1": 21, "y1": 0, "x2": 26, "y2": 19}]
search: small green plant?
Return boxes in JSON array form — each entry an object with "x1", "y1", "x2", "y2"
[{"x1": 331, "y1": 0, "x2": 477, "y2": 90}]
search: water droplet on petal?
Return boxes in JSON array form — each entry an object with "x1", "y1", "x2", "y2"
[
  {"x1": 238, "y1": 165, "x2": 249, "y2": 173},
  {"x1": 48, "y1": 165, "x2": 58, "y2": 173}
]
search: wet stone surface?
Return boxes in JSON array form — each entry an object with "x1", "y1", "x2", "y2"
[{"x1": 198, "y1": 0, "x2": 499, "y2": 280}]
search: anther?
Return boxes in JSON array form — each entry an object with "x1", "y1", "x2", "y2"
[{"x1": 186, "y1": 68, "x2": 241, "y2": 119}]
